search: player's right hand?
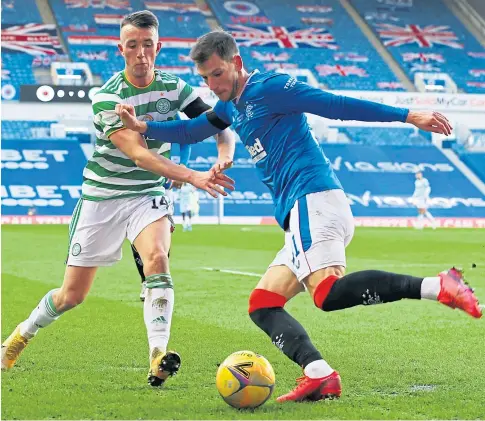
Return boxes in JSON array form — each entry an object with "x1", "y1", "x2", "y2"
[
  {"x1": 189, "y1": 170, "x2": 235, "y2": 198},
  {"x1": 115, "y1": 104, "x2": 145, "y2": 133}
]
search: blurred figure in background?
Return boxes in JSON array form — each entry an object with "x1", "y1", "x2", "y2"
[{"x1": 412, "y1": 171, "x2": 437, "y2": 229}]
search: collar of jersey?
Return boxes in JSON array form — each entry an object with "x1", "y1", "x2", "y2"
[
  {"x1": 122, "y1": 70, "x2": 155, "y2": 89},
  {"x1": 234, "y1": 69, "x2": 259, "y2": 104}
]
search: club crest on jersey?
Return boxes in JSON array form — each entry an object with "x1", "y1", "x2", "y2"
[
  {"x1": 246, "y1": 137, "x2": 267, "y2": 163},
  {"x1": 156, "y1": 98, "x2": 171, "y2": 114},
  {"x1": 245, "y1": 103, "x2": 254, "y2": 119}
]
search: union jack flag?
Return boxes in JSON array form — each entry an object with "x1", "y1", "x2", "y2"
[
  {"x1": 469, "y1": 69, "x2": 485, "y2": 77},
  {"x1": 468, "y1": 52, "x2": 485, "y2": 59},
  {"x1": 228, "y1": 25, "x2": 337, "y2": 49},
  {"x1": 467, "y1": 81, "x2": 485, "y2": 88},
  {"x1": 377, "y1": 81, "x2": 403, "y2": 89},
  {"x1": 376, "y1": 24, "x2": 463, "y2": 49},
  {"x1": 402, "y1": 52, "x2": 445, "y2": 62},
  {"x1": 333, "y1": 52, "x2": 368, "y2": 62},
  {"x1": 65, "y1": 0, "x2": 131, "y2": 9},
  {"x1": 315, "y1": 64, "x2": 367, "y2": 77},
  {"x1": 1, "y1": 24, "x2": 64, "y2": 55},
  {"x1": 410, "y1": 63, "x2": 440, "y2": 72},
  {"x1": 251, "y1": 51, "x2": 290, "y2": 61}
]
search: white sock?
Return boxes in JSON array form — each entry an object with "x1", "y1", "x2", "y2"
[
  {"x1": 304, "y1": 359, "x2": 334, "y2": 379},
  {"x1": 420, "y1": 277, "x2": 441, "y2": 300},
  {"x1": 19, "y1": 289, "x2": 62, "y2": 338},
  {"x1": 425, "y1": 211, "x2": 434, "y2": 221},
  {"x1": 144, "y1": 274, "x2": 174, "y2": 360}
]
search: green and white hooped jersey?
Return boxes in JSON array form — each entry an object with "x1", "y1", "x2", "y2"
[{"x1": 83, "y1": 69, "x2": 198, "y2": 201}]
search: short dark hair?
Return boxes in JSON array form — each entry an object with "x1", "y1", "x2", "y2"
[
  {"x1": 190, "y1": 30, "x2": 239, "y2": 64},
  {"x1": 120, "y1": 10, "x2": 159, "y2": 31}
]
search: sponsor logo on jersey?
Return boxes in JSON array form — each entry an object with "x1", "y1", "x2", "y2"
[{"x1": 246, "y1": 138, "x2": 267, "y2": 163}]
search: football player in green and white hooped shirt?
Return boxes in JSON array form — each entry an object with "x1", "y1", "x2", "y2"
[{"x1": 1, "y1": 10, "x2": 236, "y2": 388}]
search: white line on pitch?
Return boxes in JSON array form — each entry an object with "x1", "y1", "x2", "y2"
[{"x1": 201, "y1": 267, "x2": 263, "y2": 278}]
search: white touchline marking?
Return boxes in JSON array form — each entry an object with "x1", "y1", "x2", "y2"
[{"x1": 201, "y1": 267, "x2": 263, "y2": 278}]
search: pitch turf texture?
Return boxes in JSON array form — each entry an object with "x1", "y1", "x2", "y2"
[{"x1": 2, "y1": 225, "x2": 484, "y2": 420}]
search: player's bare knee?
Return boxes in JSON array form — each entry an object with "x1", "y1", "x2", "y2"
[
  {"x1": 305, "y1": 266, "x2": 344, "y2": 310},
  {"x1": 143, "y1": 249, "x2": 170, "y2": 273}
]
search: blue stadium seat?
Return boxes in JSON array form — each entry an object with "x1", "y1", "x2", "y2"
[
  {"x1": 1, "y1": 0, "x2": 42, "y2": 24},
  {"x1": 349, "y1": 0, "x2": 485, "y2": 94},
  {"x1": 339, "y1": 127, "x2": 432, "y2": 145},
  {"x1": 1, "y1": 120, "x2": 57, "y2": 140},
  {"x1": 1, "y1": 53, "x2": 37, "y2": 100},
  {"x1": 458, "y1": 152, "x2": 485, "y2": 183},
  {"x1": 206, "y1": 0, "x2": 404, "y2": 91}
]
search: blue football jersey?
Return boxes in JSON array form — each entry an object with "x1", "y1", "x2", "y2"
[
  {"x1": 214, "y1": 72, "x2": 341, "y2": 228},
  {"x1": 144, "y1": 70, "x2": 409, "y2": 229}
]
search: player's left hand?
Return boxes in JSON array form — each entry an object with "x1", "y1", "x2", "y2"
[{"x1": 406, "y1": 111, "x2": 453, "y2": 136}]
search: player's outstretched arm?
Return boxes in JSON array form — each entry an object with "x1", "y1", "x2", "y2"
[
  {"x1": 115, "y1": 104, "x2": 230, "y2": 145},
  {"x1": 271, "y1": 76, "x2": 452, "y2": 135},
  {"x1": 110, "y1": 129, "x2": 235, "y2": 198}
]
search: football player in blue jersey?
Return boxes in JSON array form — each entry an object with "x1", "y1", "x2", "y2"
[{"x1": 115, "y1": 30, "x2": 482, "y2": 402}]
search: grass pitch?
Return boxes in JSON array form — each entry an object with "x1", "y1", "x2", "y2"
[{"x1": 2, "y1": 225, "x2": 484, "y2": 420}]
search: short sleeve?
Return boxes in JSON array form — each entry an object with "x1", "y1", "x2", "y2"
[{"x1": 92, "y1": 91, "x2": 123, "y2": 138}]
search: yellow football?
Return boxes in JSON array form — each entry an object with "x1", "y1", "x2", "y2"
[{"x1": 216, "y1": 350, "x2": 275, "y2": 409}]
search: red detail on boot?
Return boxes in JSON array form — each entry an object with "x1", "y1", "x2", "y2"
[
  {"x1": 248, "y1": 288, "x2": 287, "y2": 313},
  {"x1": 313, "y1": 275, "x2": 340, "y2": 308},
  {"x1": 276, "y1": 371, "x2": 342, "y2": 402}
]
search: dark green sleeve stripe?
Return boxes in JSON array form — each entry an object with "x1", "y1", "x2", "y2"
[
  {"x1": 92, "y1": 151, "x2": 137, "y2": 167},
  {"x1": 83, "y1": 178, "x2": 165, "y2": 191},
  {"x1": 95, "y1": 137, "x2": 115, "y2": 149},
  {"x1": 85, "y1": 161, "x2": 161, "y2": 181},
  {"x1": 92, "y1": 101, "x2": 118, "y2": 115}
]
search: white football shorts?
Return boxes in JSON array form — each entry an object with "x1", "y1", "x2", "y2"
[
  {"x1": 269, "y1": 189, "x2": 355, "y2": 282},
  {"x1": 66, "y1": 194, "x2": 173, "y2": 267}
]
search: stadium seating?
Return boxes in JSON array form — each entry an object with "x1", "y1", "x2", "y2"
[
  {"x1": 49, "y1": 0, "x2": 210, "y2": 85},
  {"x1": 1, "y1": 120, "x2": 57, "y2": 140},
  {"x1": 338, "y1": 127, "x2": 432, "y2": 145},
  {"x1": 1, "y1": 53, "x2": 37, "y2": 100},
  {"x1": 50, "y1": 0, "x2": 210, "y2": 38},
  {"x1": 458, "y1": 152, "x2": 485, "y2": 183},
  {"x1": 1, "y1": 0, "x2": 64, "y2": 100},
  {"x1": 206, "y1": 0, "x2": 403, "y2": 91},
  {"x1": 1, "y1": 0, "x2": 42, "y2": 24},
  {"x1": 349, "y1": 0, "x2": 485, "y2": 94}
]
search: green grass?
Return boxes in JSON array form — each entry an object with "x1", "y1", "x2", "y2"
[{"x1": 2, "y1": 225, "x2": 485, "y2": 420}]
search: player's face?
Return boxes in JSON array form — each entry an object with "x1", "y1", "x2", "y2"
[
  {"x1": 118, "y1": 25, "x2": 161, "y2": 84},
  {"x1": 196, "y1": 53, "x2": 242, "y2": 102},
  {"x1": 416, "y1": 172, "x2": 422, "y2": 179}
]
